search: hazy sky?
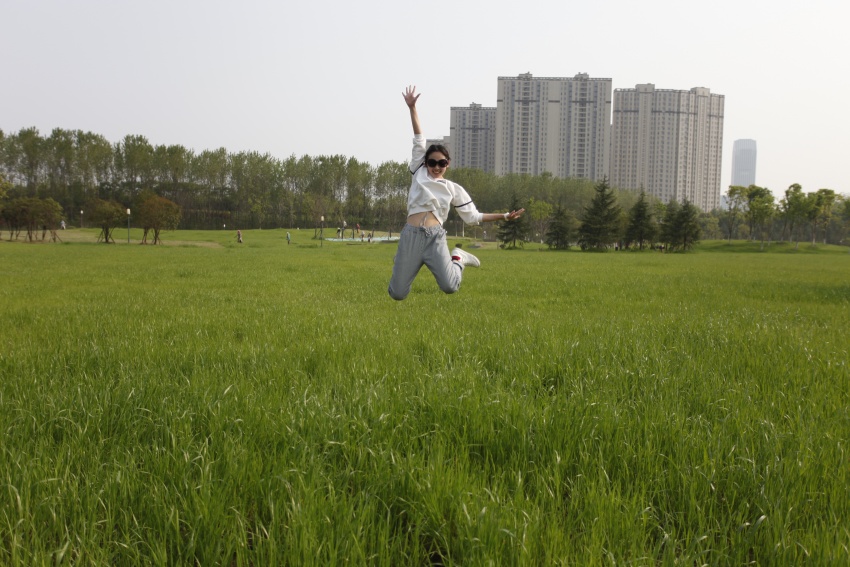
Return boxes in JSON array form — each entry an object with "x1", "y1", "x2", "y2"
[{"x1": 3, "y1": 0, "x2": 847, "y2": 198}]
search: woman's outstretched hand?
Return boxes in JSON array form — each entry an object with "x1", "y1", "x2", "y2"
[{"x1": 402, "y1": 85, "x2": 420, "y2": 108}]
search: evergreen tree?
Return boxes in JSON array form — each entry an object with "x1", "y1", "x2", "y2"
[
  {"x1": 624, "y1": 190, "x2": 656, "y2": 250},
  {"x1": 577, "y1": 178, "x2": 621, "y2": 250},
  {"x1": 659, "y1": 200, "x2": 681, "y2": 250},
  {"x1": 676, "y1": 200, "x2": 701, "y2": 250},
  {"x1": 497, "y1": 194, "x2": 529, "y2": 249},
  {"x1": 659, "y1": 199, "x2": 700, "y2": 251},
  {"x1": 544, "y1": 204, "x2": 573, "y2": 250}
]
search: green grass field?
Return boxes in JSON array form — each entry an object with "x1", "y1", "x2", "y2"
[{"x1": 2, "y1": 229, "x2": 848, "y2": 565}]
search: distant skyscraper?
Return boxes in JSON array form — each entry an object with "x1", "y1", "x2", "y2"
[
  {"x1": 610, "y1": 84, "x2": 725, "y2": 211},
  {"x1": 449, "y1": 103, "x2": 496, "y2": 173},
  {"x1": 494, "y1": 73, "x2": 612, "y2": 180},
  {"x1": 731, "y1": 139, "x2": 757, "y2": 187}
]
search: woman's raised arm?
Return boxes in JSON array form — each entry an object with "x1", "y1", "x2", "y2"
[{"x1": 402, "y1": 85, "x2": 422, "y2": 135}]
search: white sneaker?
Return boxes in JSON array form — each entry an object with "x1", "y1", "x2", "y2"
[{"x1": 451, "y1": 247, "x2": 480, "y2": 268}]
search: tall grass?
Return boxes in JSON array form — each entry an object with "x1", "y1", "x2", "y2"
[{"x1": 1, "y1": 231, "x2": 848, "y2": 565}]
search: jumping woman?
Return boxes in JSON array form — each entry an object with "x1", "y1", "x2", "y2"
[{"x1": 388, "y1": 86, "x2": 525, "y2": 301}]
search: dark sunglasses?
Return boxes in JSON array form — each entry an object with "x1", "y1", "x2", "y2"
[{"x1": 426, "y1": 158, "x2": 449, "y2": 168}]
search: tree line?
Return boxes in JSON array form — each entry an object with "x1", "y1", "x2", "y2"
[
  {"x1": 496, "y1": 179, "x2": 848, "y2": 251},
  {"x1": 721, "y1": 184, "x2": 848, "y2": 249},
  {"x1": 499, "y1": 181, "x2": 704, "y2": 252},
  {"x1": 1, "y1": 126, "x2": 847, "y2": 249}
]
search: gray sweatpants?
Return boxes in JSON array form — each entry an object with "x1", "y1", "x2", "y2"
[{"x1": 388, "y1": 224, "x2": 462, "y2": 301}]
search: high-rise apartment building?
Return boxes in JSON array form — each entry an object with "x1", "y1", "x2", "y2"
[
  {"x1": 730, "y1": 139, "x2": 757, "y2": 187},
  {"x1": 449, "y1": 103, "x2": 497, "y2": 173},
  {"x1": 426, "y1": 137, "x2": 449, "y2": 154},
  {"x1": 610, "y1": 84, "x2": 725, "y2": 211},
  {"x1": 494, "y1": 73, "x2": 612, "y2": 180}
]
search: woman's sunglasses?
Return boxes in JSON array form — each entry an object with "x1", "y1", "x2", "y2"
[{"x1": 427, "y1": 158, "x2": 449, "y2": 168}]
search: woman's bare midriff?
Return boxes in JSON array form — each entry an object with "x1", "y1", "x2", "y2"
[{"x1": 407, "y1": 211, "x2": 441, "y2": 227}]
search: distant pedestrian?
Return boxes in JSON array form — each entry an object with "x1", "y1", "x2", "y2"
[
  {"x1": 237, "y1": 230, "x2": 243, "y2": 243},
  {"x1": 286, "y1": 231, "x2": 291, "y2": 245},
  {"x1": 60, "y1": 220, "x2": 66, "y2": 230}
]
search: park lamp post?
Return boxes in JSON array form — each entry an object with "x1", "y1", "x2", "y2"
[
  {"x1": 80, "y1": 210, "x2": 84, "y2": 229},
  {"x1": 320, "y1": 215, "x2": 324, "y2": 247},
  {"x1": 126, "y1": 208, "x2": 131, "y2": 243}
]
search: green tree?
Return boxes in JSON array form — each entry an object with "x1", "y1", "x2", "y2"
[
  {"x1": 137, "y1": 194, "x2": 181, "y2": 244},
  {"x1": 723, "y1": 185, "x2": 747, "y2": 240},
  {"x1": 1, "y1": 197, "x2": 23, "y2": 239},
  {"x1": 1, "y1": 198, "x2": 31, "y2": 240},
  {"x1": 839, "y1": 196, "x2": 850, "y2": 248},
  {"x1": 624, "y1": 190, "x2": 656, "y2": 250},
  {"x1": 45, "y1": 128, "x2": 76, "y2": 200},
  {"x1": 37, "y1": 198, "x2": 64, "y2": 241},
  {"x1": 1, "y1": 197, "x2": 63, "y2": 242},
  {"x1": 659, "y1": 200, "x2": 700, "y2": 251},
  {"x1": 343, "y1": 157, "x2": 373, "y2": 230},
  {"x1": 744, "y1": 185, "x2": 772, "y2": 239},
  {"x1": 544, "y1": 204, "x2": 573, "y2": 250},
  {"x1": 779, "y1": 184, "x2": 808, "y2": 247},
  {"x1": 373, "y1": 161, "x2": 408, "y2": 236},
  {"x1": 676, "y1": 200, "x2": 701, "y2": 251},
  {"x1": 659, "y1": 200, "x2": 681, "y2": 250},
  {"x1": 497, "y1": 194, "x2": 529, "y2": 249},
  {"x1": 746, "y1": 187, "x2": 776, "y2": 249},
  {"x1": 189, "y1": 147, "x2": 230, "y2": 229},
  {"x1": 527, "y1": 197, "x2": 553, "y2": 244},
  {"x1": 87, "y1": 198, "x2": 126, "y2": 243},
  {"x1": 72, "y1": 130, "x2": 114, "y2": 214},
  {"x1": 0, "y1": 171, "x2": 10, "y2": 202},
  {"x1": 804, "y1": 192, "x2": 820, "y2": 246},
  {"x1": 699, "y1": 212, "x2": 722, "y2": 240},
  {"x1": 114, "y1": 135, "x2": 154, "y2": 199},
  {"x1": 577, "y1": 178, "x2": 621, "y2": 250},
  {"x1": 813, "y1": 188, "x2": 837, "y2": 244},
  {"x1": 7, "y1": 127, "x2": 46, "y2": 194}
]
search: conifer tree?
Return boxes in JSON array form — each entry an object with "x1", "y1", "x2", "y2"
[
  {"x1": 497, "y1": 195, "x2": 529, "y2": 248},
  {"x1": 544, "y1": 204, "x2": 573, "y2": 250},
  {"x1": 624, "y1": 190, "x2": 656, "y2": 250},
  {"x1": 577, "y1": 178, "x2": 621, "y2": 250},
  {"x1": 659, "y1": 200, "x2": 681, "y2": 250},
  {"x1": 660, "y1": 199, "x2": 700, "y2": 251},
  {"x1": 676, "y1": 200, "x2": 701, "y2": 250}
]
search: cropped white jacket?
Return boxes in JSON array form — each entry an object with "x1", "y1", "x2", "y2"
[{"x1": 406, "y1": 134, "x2": 483, "y2": 225}]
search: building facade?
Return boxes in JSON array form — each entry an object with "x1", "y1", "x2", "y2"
[
  {"x1": 610, "y1": 84, "x2": 725, "y2": 211},
  {"x1": 730, "y1": 139, "x2": 757, "y2": 187},
  {"x1": 494, "y1": 73, "x2": 612, "y2": 180},
  {"x1": 449, "y1": 103, "x2": 497, "y2": 173}
]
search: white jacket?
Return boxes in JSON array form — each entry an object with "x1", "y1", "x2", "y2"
[{"x1": 407, "y1": 134, "x2": 483, "y2": 225}]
